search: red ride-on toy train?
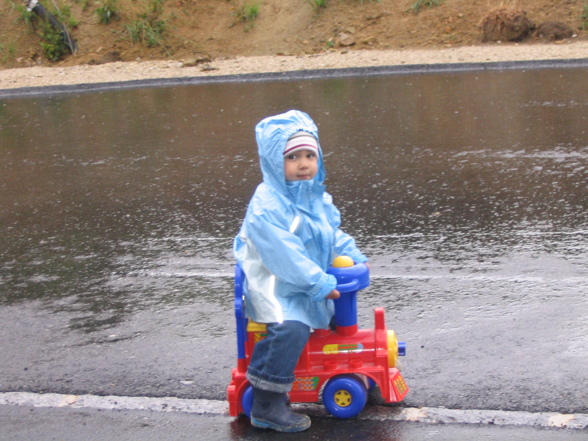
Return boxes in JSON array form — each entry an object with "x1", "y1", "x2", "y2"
[{"x1": 227, "y1": 256, "x2": 408, "y2": 419}]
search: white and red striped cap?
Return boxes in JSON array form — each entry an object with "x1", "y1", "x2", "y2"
[{"x1": 283, "y1": 131, "x2": 318, "y2": 156}]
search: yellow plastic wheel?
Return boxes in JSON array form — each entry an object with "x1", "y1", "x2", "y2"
[{"x1": 333, "y1": 390, "x2": 352, "y2": 407}]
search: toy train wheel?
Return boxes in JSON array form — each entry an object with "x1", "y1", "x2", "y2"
[
  {"x1": 322, "y1": 375, "x2": 368, "y2": 419},
  {"x1": 241, "y1": 384, "x2": 254, "y2": 418}
]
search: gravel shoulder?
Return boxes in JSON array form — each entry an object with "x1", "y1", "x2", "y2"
[{"x1": 1, "y1": 42, "x2": 587, "y2": 92}]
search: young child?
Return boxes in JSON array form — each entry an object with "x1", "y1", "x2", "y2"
[{"x1": 234, "y1": 110, "x2": 368, "y2": 432}]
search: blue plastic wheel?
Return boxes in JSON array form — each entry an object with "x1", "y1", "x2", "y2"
[
  {"x1": 241, "y1": 384, "x2": 254, "y2": 418},
  {"x1": 322, "y1": 376, "x2": 368, "y2": 419}
]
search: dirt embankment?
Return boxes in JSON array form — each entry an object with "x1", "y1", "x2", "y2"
[
  {"x1": 0, "y1": 0, "x2": 587, "y2": 89},
  {"x1": 2, "y1": 0, "x2": 587, "y2": 68}
]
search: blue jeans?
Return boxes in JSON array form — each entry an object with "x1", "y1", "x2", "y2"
[{"x1": 246, "y1": 320, "x2": 311, "y2": 393}]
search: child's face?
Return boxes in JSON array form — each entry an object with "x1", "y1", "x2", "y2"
[{"x1": 284, "y1": 149, "x2": 318, "y2": 182}]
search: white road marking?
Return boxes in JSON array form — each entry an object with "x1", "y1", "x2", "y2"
[{"x1": 1, "y1": 392, "x2": 587, "y2": 430}]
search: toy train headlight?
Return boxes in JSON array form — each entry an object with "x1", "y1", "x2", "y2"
[{"x1": 387, "y1": 330, "x2": 406, "y2": 368}]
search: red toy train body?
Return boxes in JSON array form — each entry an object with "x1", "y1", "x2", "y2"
[{"x1": 227, "y1": 256, "x2": 408, "y2": 419}]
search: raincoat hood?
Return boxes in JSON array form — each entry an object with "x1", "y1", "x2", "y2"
[{"x1": 255, "y1": 110, "x2": 326, "y2": 199}]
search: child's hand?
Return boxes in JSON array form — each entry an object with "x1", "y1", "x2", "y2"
[{"x1": 326, "y1": 289, "x2": 340, "y2": 299}]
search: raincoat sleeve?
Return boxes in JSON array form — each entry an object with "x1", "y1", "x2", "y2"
[
  {"x1": 333, "y1": 229, "x2": 369, "y2": 264},
  {"x1": 245, "y1": 207, "x2": 337, "y2": 302},
  {"x1": 324, "y1": 193, "x2": 369, "y2": 264}
]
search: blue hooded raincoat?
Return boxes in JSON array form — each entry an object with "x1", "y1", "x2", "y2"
[{"x1": 234, "y1": 110, "x2": 368, "y2": 330}]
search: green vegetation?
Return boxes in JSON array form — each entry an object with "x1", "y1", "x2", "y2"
[
  {"x1": 308, "y1": 0, "x2": 327, "y2": 14},
  {"x1": 581, "y1": 2, "x2": 588, "y2": 29},
  {"x1": 11, "y1": 1, "x2": 35, "y2": 28},
  {"x1": 39, "y1": 20, "x2": 69, "y2": 60},
  {"x1": 126, "y1": 0, "x2": 169, "y2": 51},
  {"x1": 147, "y1": 0, "x2": 165, "y2": 16},
  {"x1": 96, "y1": 0, "x2": 120, "y2": 24},
  {"x1": 309, "y1": 0, "x2": 376, "y2": 9},
  {"x1": 233, "y1": 1, "x2": 259, "y2": 30},
  {"x1": 55, "y1": 3, "x2": 78, "y2": 28},
  {"x1": 0, "y1": 40, "x2": 16, "y2": 62},
  {"x1": 127, "y1": 17, "x2": 166, "y2": 47},
  {"x1": 13, "y1": 0, "x2": 77, "y2": 61},
  {"x1": 406, "y1": 0, "x2": 441, "y2": 14}
]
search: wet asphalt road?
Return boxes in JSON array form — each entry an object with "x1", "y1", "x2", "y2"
[
  {"x1": 2, "y1": 404, "x2": 588, "y2": 441},
  {"x1": 2, "y1": 60, "x2": 588, "y2": 439}
]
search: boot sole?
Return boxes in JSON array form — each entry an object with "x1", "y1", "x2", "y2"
[{"x1": 251, "y1": 416, "x2": 311, "y2": 433}]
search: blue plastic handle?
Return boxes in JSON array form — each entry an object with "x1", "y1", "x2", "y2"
[{"x1": 336, "y1": 280, "x2": 359, "y2": 293}]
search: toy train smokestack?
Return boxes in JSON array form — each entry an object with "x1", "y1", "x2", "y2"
[{"x1": 328, "y1": 256, "x2": 406, "y2": 356}]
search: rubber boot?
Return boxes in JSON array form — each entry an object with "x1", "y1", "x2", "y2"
[{"x1": 251, "y1": 388, "x2": 311, "y2": 433}]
